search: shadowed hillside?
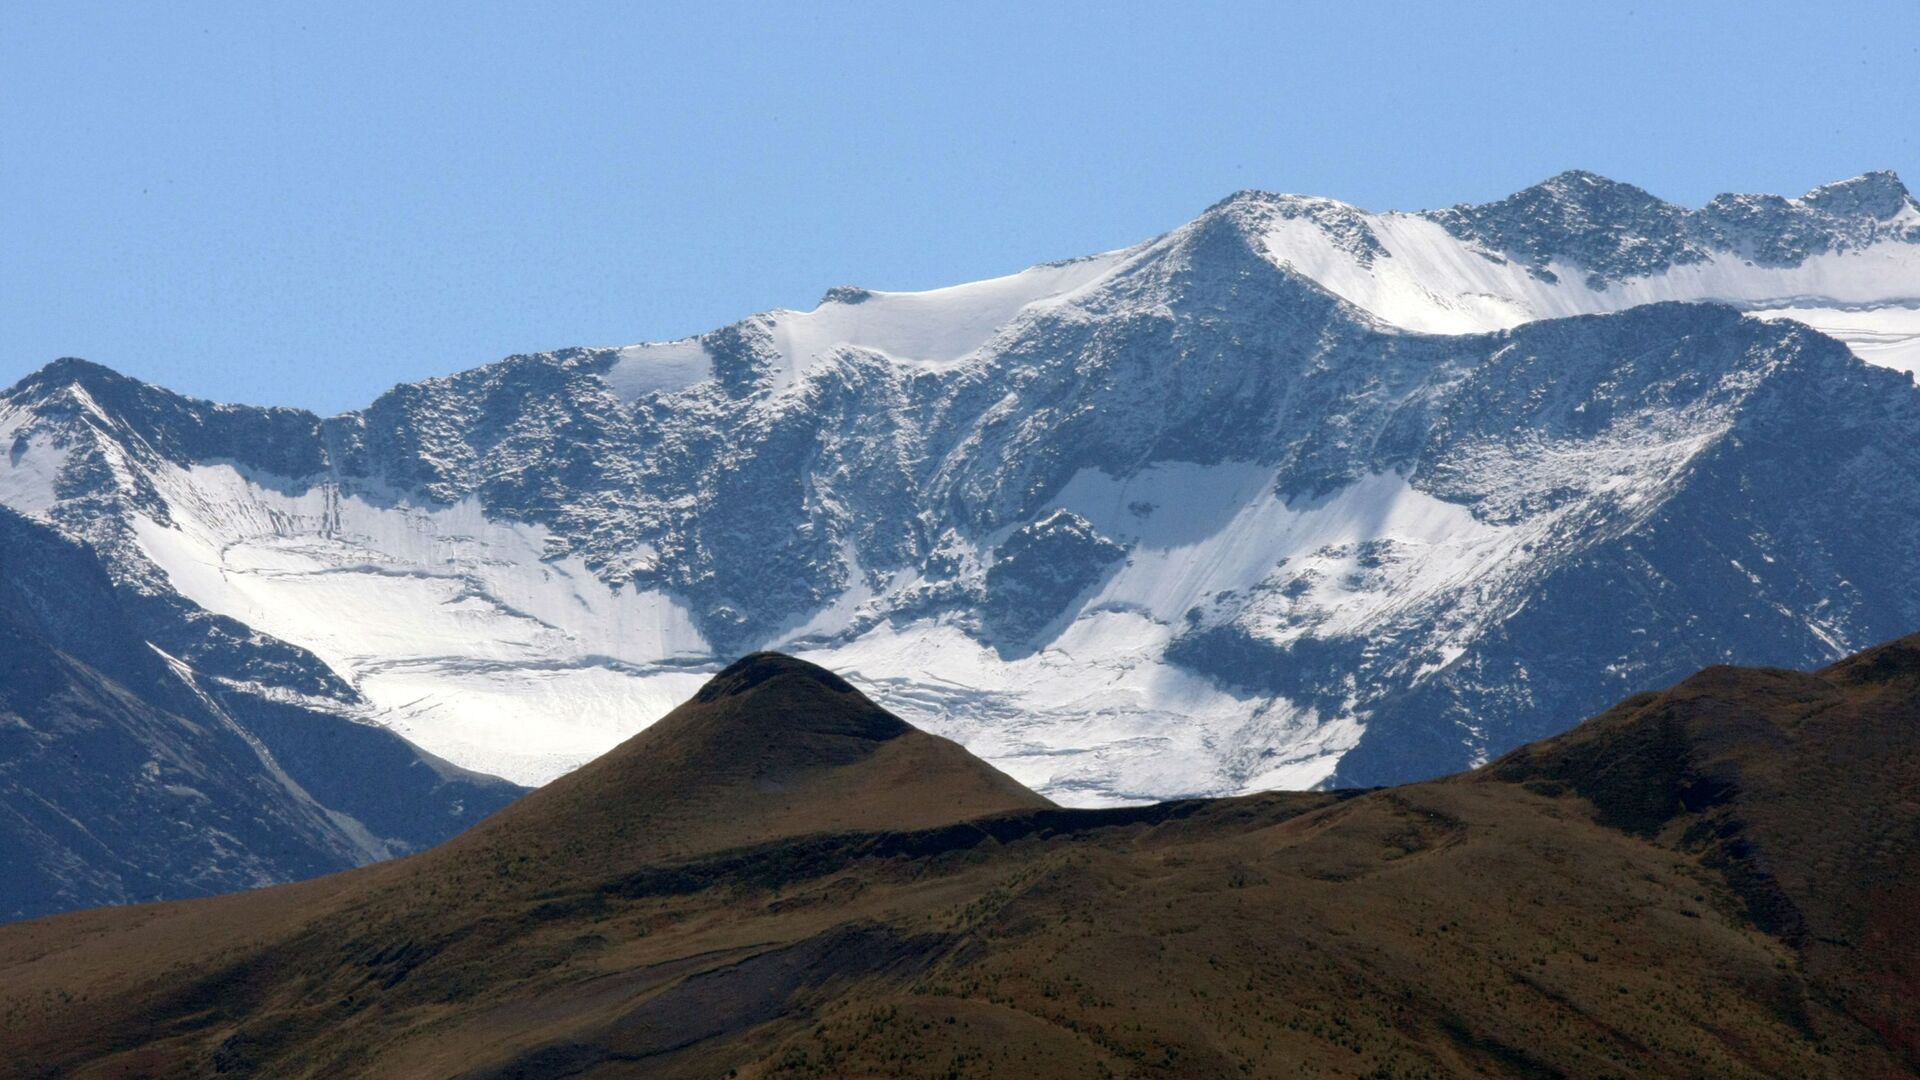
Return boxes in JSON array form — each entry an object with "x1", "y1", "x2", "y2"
[
  {"x1": 0, "y1": 506, "x2": 522, "y2": 922},
  {"x1": 1, "y1": 647, "x2": 1916, "y2": 1077}
]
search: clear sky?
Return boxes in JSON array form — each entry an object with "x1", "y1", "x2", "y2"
[{"x1": 5, "y1": 1, "x2": 1917, "y2": 413}]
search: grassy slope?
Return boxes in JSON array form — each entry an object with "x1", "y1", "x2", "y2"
[{"x1": 1, "y1": 647, "x2": 1916, "y2": 1078}]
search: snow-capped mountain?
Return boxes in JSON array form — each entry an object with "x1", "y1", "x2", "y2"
[
  {"x1": 1248, "y1": 169, "x2": 1920, "y2": 372},
  {"x1": 5, "y1": 170, "x2": 1920, "y2": 806}
]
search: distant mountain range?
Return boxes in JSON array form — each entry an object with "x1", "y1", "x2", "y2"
[
  {"x1": 4, "y1": 170, "x2": 1920, "y2": 918},
  {"x1": 4, "y1": 643, "x2": 1915, "y2": 1076}
]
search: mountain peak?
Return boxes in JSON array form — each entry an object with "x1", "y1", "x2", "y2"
[
  {"x1": 1421, "y1": 170, "x2": 1694, "y2": 283},
  {"x1": 443, "y1": 654, "x2": 1049, "y2": 873},
  {"x1": 9, "y1": 356, "x2": 134, "y2": 398},
  {"x1": 1536, "y1": 168, "x2": 1636, "y2": 192},
  {"x1": 1505, "y1": 169, "x2": 1671, "y2": 213},
  {"x1": 1801, "y1": 170, "x2": 1914, "y2": 219},
  {"x1": 685, "y1": 652, "x2": 905, "y2": 745},
  {"x1": 1201, "y1": 188, "x2": 1368, "y2": 221},
  {"x1": 695, "y1": 650, "x2": 863, "y2": 703},
  {"x1": 604, "y1": 650, "x2": 920, "y2": 793}
]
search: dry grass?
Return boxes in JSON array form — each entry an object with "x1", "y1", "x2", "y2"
[{"x1": 1, "y1": 647, "x2": 1916, "y2": 1078}]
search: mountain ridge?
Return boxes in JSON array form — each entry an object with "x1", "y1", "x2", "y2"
[{"x1": 2, "y1": 639, "x2": 1916, "y2": 1076}]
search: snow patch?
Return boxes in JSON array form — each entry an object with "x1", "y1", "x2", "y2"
[
  {"x1": 796, "y1": 613, "x2": 1352, "y2": 804},
  {"x1": 604, "y1": 340, "x2": 714, "y2": 400},
  {"x1": 1046, "y1": 465, "x2": 1516, "y2": 634},
  {"x1": 0, "y1": 433, "x2": 68, "y2": 519},
  {"x1": 748, "y1": 251, "x2": 1132, "y2": 389},
  {"x1": 1750, "y1": 305, "x2": 1920, "y2": 380}
]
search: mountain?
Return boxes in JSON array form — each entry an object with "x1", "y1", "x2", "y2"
[
  {"x1": 454, "y1": 651, "x2": 1050, "y2": 875},
  {"x1": 4, "y1": 171, "x2": 1920, "y2": 805},
  {"x1": 0, "y1": 504, "x2": 522, "y2": 922},
  {"x1": 1, "y1": 647, "x2": 1915, "y2": 1077}
]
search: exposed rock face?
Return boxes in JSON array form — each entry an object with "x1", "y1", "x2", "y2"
[{"x1": 982, "y1": 511, "x2": 1126, "y2": 647}]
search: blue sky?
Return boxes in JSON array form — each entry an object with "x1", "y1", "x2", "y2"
[{"x1": 5, "y1": 1, "x2": 1917, "y2": 413}]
